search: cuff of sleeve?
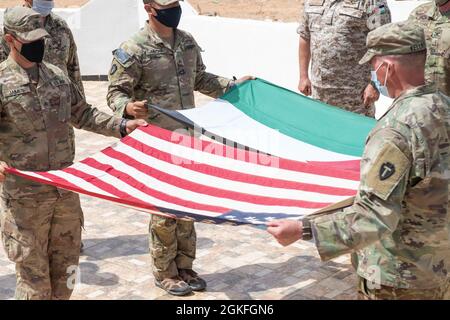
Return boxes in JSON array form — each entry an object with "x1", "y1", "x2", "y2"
[
  {"x1": 223, "y1": 78, "x2": 234, "y2": 92},
  {"x1": 226, "y1": 79, "x2": 236, "y2": 92},
  {"x1": 110, "y1": 117, "x2": 123, "y2": 139},
  {"x1": 297, "y1": 27, "x2": 310, "y2": 39},
  {"x1": 116, "y1": 98, "x2": 133, "y2": 118},
  {"x1": 310, "y1": 214, "x2": 348, "y2": 262}
]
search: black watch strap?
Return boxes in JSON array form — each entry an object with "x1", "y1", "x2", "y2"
[
  {"x1": 119, "y1": 118, "x2": 128, "y2": 137},
  {"x1": 302, "y1": 217, "x2": 313, "y2": 241}
]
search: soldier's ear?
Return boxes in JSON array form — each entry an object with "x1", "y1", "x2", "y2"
[
  {"x1": 4, "y1": 33, "x2": 15, "y2": 45},
  {"x1": 144, "y1": 4, "x2": 157, "y2": 16}
]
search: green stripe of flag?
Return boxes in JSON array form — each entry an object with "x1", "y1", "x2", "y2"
[{"x1": 221, "y1": 79, "x2": 376, "y2": 157}]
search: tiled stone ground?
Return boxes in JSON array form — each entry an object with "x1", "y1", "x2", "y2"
[{"x1": 0, "y1": 81, "x2": 357, "y2": 300}]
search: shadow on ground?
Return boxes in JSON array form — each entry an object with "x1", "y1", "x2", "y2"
[
  {"x1": 0, "y1": 274, "x2": 16, "y2": 300},
  {"x1": 158, "y1": 256, "x2": 352, "y2": 300},
  {"x1": 81, "y1": 234, "x2": 215, "y2": 261}
]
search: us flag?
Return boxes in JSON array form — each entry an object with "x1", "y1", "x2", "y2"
[{"x1": 7, "y1": 124, "x2": 360, "y2": 226}]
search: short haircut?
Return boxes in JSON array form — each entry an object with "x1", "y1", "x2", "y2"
[{"x1": 383, "y1": 50, "x2": 427, "y2": 69}]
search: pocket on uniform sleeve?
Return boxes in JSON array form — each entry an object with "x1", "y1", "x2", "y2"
[{"x1": 305, "y1": 6, "x2": 325, "y2": 31}]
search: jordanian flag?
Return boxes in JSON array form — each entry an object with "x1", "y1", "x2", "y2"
[{"x1": 8, "y1": 79, "x2": 375, "y2": 226}]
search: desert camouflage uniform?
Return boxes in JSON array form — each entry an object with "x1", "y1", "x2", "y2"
[
  {"x1": 310, "y1": 85, "x2": 450, "y2": 299},
  {"x1": 0, "y1": 30, "x2": 7, "y2": 62},
  {"x1": 409, "y1": 2, "x2": 450, "y2": 95},
  {"x1": 0, "y1": 13, "x2": 84, "y2": 94},
  {"x1": 297, "y1": 0, "x2": 391, "y2": 116},
  {"x1": 0, "y1": 57, "x2": 122, "y2": 299},
  {"x1": 107, "y1": 23, "x2": 231, "y2": 280}
]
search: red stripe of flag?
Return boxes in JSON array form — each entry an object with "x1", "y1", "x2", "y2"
[
  {"x1": 132, "y1": 125, "x2": 360, "y2": 180},
  {"x1": 7, "y1": 168, "x2": 164, "y2": 214},
  {"x1": 100, "y1": 147, "x2": 332, "y2": 208},
  {"x1": 122, "y1": 136, "x2": 356, "y2": 196},
  {"x1": 77, "y1": 158, "x2": 231, "y2": 214}
]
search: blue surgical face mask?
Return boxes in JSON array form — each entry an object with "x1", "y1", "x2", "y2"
[
  {"x1": 32, "y1": 0, "x2": 54, "y2": 17},
  {"x1": 371, "y1": 62, "x2": 390, "y2": 98}
]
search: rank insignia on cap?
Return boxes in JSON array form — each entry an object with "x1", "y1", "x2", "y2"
[{"x1": 379, "y1": 162, "x2": 396, "y2": 180}]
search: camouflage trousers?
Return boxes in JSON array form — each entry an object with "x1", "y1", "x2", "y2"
[
  {"x1": 357, "y1": 276, "x2": 450, "y2": 300},
  {"x1": 311, "y1": 86, "x2": 375, "y2": 118},
  {"x1": 149, "y1": 215, "x2": 196, "y2": 280},
  {"x1": 0, "y1": 191, "x2": 83, "y2": 300}
]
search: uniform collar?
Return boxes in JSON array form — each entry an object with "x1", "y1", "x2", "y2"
[
  {"x1": 379, "y1": 84, "x2": 437, "y2": 120},
  {"x1": 43, "y1": 12, "x2": 55, "y2": 29},
  {"x1": 426, "y1": 3, "x2": 438, "y2": 19},
  {"x1": 426, "y1": 3, "x2": 450, "y2": 22},
  {"x1": 144, "y1": 22, "x2": 182, "y2": 51},
  {"x1": 4, "y1": 56, "x2": 30, "y2": 87},
  {"x1": 37, "y1": 62, "x2": 55, "y2": 87},
  {"x1": 4, "y1": 56, "x2": 54, "y2": 88}
]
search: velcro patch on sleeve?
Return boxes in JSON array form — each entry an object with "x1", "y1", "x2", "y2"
[
  {"x1": 113, "y1": 48, "x2": 134, "y2": 68},
  {"x1": 366, "y1": 142, "x2": 411, "y2": 201}
]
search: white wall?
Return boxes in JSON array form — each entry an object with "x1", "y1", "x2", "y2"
[
  {"x1": 0, "y1": 0, "x2": 143, "y2": 76},
  {"x1": 0, "y1": 0, "x2": 429, "y2": 116}
]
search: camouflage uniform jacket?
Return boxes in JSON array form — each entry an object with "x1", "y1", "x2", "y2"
[
  {"x1": 310, "y1": 85, "x2": 450, "y2": 289},
  {"x1": 409, "y1": 3, "x2": 450, "y2": 95},
  {"x1": 107, "y1": 23, "x2": 231, "y2": 131},
  {"x1": 0, "y1": 13, "x2": 85, "y2": 94},
  {"x1": 298, "y1": 0, "x2": 391, "y2": 92},
  {"x1": 0, "y1": 57, "x2": 122, "y2": 199},
  {"x1": 0, "y1": 30, "x2": 7, "y2": 63}
]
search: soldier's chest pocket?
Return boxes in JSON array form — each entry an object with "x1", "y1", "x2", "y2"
[
  {"x1": 142, "y1": 50, "x2": 174, "y2": 76},
  {"x1": 335, "y1": 7, "x2": 366, "y2": 33},
  {"x1": 40, "y1": 80, "x2": 72, "y2": 123},
  {"x1": 2, "y1": 87, "x2": 43, "y2": 135},
  {"x1": 179, "y1": 43, "x2": 198, "y2": 74},
  {"x1": 305, "y1": 5, "x2": 325, "y2": 32}
]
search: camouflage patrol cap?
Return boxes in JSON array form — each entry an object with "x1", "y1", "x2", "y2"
[
  {"x1": 359, "y1": 21, "x2": 426, "y2": 65},
  {"x1": 143, "y1": 0, "x2": 183, "y2": 5},
  {"x1": 3, "y1": 6, "x2": 49, "y2": 42}
]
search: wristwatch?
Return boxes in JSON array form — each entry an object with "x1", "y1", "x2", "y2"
[
  {"x1": 119, "y1": 118, "x2": 129, "y2": 138},
  {"x1": 301, "y1": 217, "x2": 313, "y2": 241}
]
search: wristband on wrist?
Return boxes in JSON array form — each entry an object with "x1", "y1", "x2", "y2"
[
  {"x1": 119, "y1": 118, "x2": 128, "y2": 137},
  {"x1": 301, "y1": 217, "x2": 313, "y2": 241}
]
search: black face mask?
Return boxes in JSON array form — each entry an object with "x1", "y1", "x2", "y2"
[
  {"x1": 153, "y1": 5, "x2": 182, "y2": 29},
  {"x1": 17, "y1": 39, "x2": 45, "y2": 63}
]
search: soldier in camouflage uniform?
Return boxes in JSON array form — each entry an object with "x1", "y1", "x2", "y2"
[
  {"x1": 0, "y1": 0, "x2": 84, "y2": 95},
  {"x1": 409, "y1": 0, "x2": 450, "y2": 95},
  {"x1": 0, "y1": 1, "x2": 85, "y2": 94},
  {"x1": 0, "y1": 7, "x2": 145, "y2": 300},
  {"x1": 298, "y1": 0, "x2": 392, "y2": 117},
  {"x1": 268, "y1": 21, "x2": 450, "y2": 300},
  {"x1": 0, "y1": 31, "x2": 7, "y2": 62},
  {"x1": 107, "y1": 0, "x2": 253, "y2": 296}
]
